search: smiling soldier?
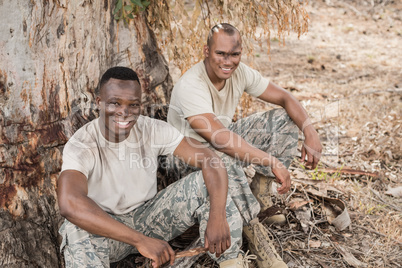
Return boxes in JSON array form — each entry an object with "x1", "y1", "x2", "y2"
[
  {"x1": 167, "y1": 23, "x2": 323, "y2": 268},
  {"x1": 57, "y1": 67, "x2": 264, "y2": 268}
]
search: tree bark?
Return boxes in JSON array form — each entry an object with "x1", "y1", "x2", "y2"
[{"x1": 0, "y1": 1, "x2": 172, "y2": 267}]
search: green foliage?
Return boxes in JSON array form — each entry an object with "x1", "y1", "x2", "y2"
[
  {"x1": 300, "y1": 162, "x2": 343, "y2": 182},
  {"x1": 113, "y1": 0, "x2": 150, "y2": 23}
]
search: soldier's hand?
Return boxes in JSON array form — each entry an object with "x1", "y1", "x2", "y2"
[
  {"x1": 301, "y1": 130, "x2": 322, "y2": 169},
  {"x1": 135, "y1": 235, "x2": 175, "y2": 268},
  {"x1": 204, "y1": 214, "x2": 231, "y2": 257},
  {"x1": 272, "y1": 162, "x2": 291, "y2": 194}
]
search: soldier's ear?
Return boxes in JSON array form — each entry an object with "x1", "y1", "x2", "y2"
[
  {"x1": 203, "y1": 45, "x2": 209, "y2": 58},
  {"x1": 96, "y1": 96, "x2": 101, "y2": 107}
]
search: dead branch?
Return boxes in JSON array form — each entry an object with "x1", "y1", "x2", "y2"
[
  {"x1": 175, "y1": 247, "x2": 208, "y2": 258},
  {"x1": 317, "y1": 168, "x2": 379, "y2": 178}
]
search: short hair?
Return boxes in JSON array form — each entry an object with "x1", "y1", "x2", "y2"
[
  {"x1": 97, "y1": 66, "x2": 140, "y2": 95},
  {"x1": 207, "y1": 23, "x2": 240, "y2": 47}
]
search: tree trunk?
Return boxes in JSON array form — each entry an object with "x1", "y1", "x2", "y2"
[{"x1": 0, "y1": 1, "x2": 172, "y2": 267}]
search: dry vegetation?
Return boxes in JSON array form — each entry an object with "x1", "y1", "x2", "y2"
[
  {"x1": 114, "y1": 0, "x2": 401, "y2": 267},
  {"x1": 237, "y1": 1, "x2": 401, "y2": 267},
  {"x1": 148, "y1": 0, "x2": 309, "y2": 72}
]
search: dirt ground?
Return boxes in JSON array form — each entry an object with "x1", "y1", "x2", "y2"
[
  {"x1": 114, "y1": 1, "x2": 401, "y2": 267},
  {"x1": 240, "y1": 1, "x2": 401, "y2": 267}
]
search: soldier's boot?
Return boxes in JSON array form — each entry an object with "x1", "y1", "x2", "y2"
[
  {"x1": 243, "y1": 218, "x2": 287, "y2": 268},
  {"x1": 219, "y1": 253, "x2": 257, "y2": 268},
  {"x1": 250, "y1": 173, "x2": 286, "y2": 225}
]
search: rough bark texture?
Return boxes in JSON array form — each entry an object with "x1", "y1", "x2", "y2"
[{"x1": 0, "y1": 0, "x2": 172, "y2": 267}]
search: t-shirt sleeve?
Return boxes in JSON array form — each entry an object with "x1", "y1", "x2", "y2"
[
  {"x1": 61, "y1": 137, "x2": 95, "y2": 178},
  {"x1": 174, "y1": 79, "x2": 215, "y2": 118},
  {"x1": 240, "y1": 63, "x2": 270, "y2": 97},
  {"x1": 151, "y1": 119, "x2": 184, "y2": 156}
]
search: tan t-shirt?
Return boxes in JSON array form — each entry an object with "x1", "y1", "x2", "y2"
[
  {"x1": 61, "y1": 116, "x2": 183, "y2": 215},
  {"x1": 167, "y1": 61, "x2": 269, "y2": 142}
]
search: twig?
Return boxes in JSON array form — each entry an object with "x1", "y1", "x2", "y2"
[
  {"x1": 307, "y1": 223, "x2": 314, "y2": 251},
  {"x1": 352, "y1": 224, "x2": 402, "y2": 246},
  {"x1": 369, "y1": 196, "x2": 401, "y2": 212},
  {"x1": 309, "y1": 254, "x2": 332, "y2": 268},
  {"x1": 370, "y1": 188, "x2": 402, "y2": 212},
  {"x1": 175, "y1": 247, "x2": 208, "y2": 258},
  {"x1": 316, "y1": 168, "x2": 379, "y2": 178},
  {"x1": 312, "y1": 225, "x2": 343, "y2": 257},
  {"x1": 171, "y1": 237, "x2": 205, "y2": 267},
  {"x1": 285, "y1": 184, "x2": 297, "y2": 202},
  {"x1": 301, "y1": 186, "x2": 316, "y2": 223},
  {"x1": 283, "y1": 250, "x2": 303, "y2": 266}
]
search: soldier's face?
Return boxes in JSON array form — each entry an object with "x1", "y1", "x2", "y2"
[
  {"x1": 96, "y1": 78, "x2": 142, "y2": 142},
  {"x1": 204, "y1": 31, "x2": 242, "y2": 83}
]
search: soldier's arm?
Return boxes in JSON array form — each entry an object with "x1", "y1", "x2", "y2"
[
  {"x1": 186, "y1": 114, "x2": 291, "y2": 194},
  {"x1": 173, "y1": 138, "x2": 231, "y2": 256},
  {"x1": 257, "y1": 81, "x2": 322, "y2": 169},
  {"x1": 57, "y1": 170, "x2": 175, "y2": 267}
]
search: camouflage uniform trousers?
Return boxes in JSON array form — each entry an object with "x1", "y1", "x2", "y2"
[
  {"x1": 229, "y1": 108, "x2": 299, "y2": 177},
  {"x1": 167, "y1": 108, "x2": 299, "y2": 179},
  {"x1": 59, "y1": 156, "x2": 260, "y2": 267}
]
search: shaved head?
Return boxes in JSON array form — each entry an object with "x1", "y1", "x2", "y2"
[
  {"x1": 97, "y1": 66, "x2": 140, "y2": 95},
  {"x1": 207, "y1": 23, "x2": 241, "y2": 47}
]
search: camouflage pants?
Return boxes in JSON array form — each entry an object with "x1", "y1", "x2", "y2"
[
  {"x1": 59, "y1": 156, "x2": 260, "y2": 267},
  {"x1": 167, "y1": 108, "x2": 299, "y2": 179},
  {"x1": 229, "y1": 108, "x2": 299, "y2": 176}
]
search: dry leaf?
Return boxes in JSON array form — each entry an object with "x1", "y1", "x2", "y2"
[
  {"x1": 323, "y1": 204, "x2": 337, "y2": 224},
  {"x1": 385, "y1": 186, "x2": 402, "y2": 198},
  {"x1": 289, "y1": 198, "x2": 313, "y2": 211},
  {"x1": 295, "y1": 208, "x2": 312, "y2": 233},
  {"x1": 307, "y1": 187, "x2": 328, "y2": 197},
  {"x1": 291, "y1": 168, "x2": 310, "y2": 180},
  {"x1": 307, "y1": 190, "x2": 351, "y2": 231},
  {"x1": 336, "y1": 244, "x2": 368, "y2": 267},
  {"x1": 309, "y1": 240, "x2": 321, "y2": 248}
]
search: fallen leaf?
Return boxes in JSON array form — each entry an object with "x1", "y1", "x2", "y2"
[
  {"x1": 336, "y1": 244, "x2": 368, "y2": 267},
  {"x1": 295, "y1": 208, "x2": 312, "y2": 233},
  {"x1": 323, "y1": 204, "x2": 337, "y2": 224},
  {"x1": 385, "y1": 186, "x2": 402, "y2": 198},
  {"x1": 307, "y1": 190, "x2": 351, "y2": 231},
  {"x1": 288, "y1": 198, "x2": 313, "y2": 211},
  {"x1": 291, "y1": 168, "x2": 310, "y2": 180},
  {"x1": 289, "y1": 200, "x2": 313, "y2": 211},
  {"x1": 309, "y1": 240, "x2": 321, "y2": 248}
]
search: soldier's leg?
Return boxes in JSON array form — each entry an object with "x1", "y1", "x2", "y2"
[
  {"x1": 58, "y1": 166, "x2": 257, "y2": 267},
  {"x1": 59, "y1": 219, "x2": 132, "y2": 268},
  {"x1": 229, "y1": 108, "x2": 298, "y2": 174},
  {"x1": 129, "y1": 162, "x2": 260, "y2": 263},
  {"x1": 228, "y1": 108, "x2": 298, "y2": 211},
  {"x1": 218, "y1": 154, "x2": 287, "y2": 268}
]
